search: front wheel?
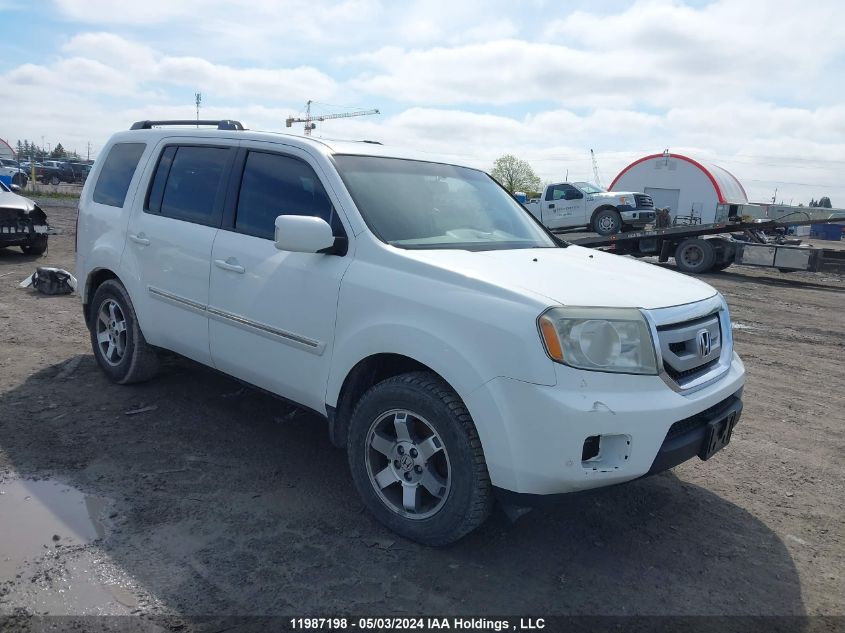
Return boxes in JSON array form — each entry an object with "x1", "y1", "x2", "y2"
[
  {"x1": 21, "y1": 235, "x2": 47, "y2": 255},
  {"x1": 347, "y1": 371, "x2": 493, "y2": 546},
  {"x1": 88, "y1": 279, "x2": 159, "y2": 384},
  {"x1": 593, "y1": 209, "x2": 622, "y2": 235}
]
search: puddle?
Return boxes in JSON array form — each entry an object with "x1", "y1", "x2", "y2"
[{"x1": 0, "y1": 478, "x2": 105, "y2": 580}]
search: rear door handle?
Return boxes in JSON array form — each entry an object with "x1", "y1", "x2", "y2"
[
  {"x1": 214, "y1": 258, "x2": 245, "y2": 274},
  {"x1": 129, "y1": 233, "x2": 150, "y2": 246}
]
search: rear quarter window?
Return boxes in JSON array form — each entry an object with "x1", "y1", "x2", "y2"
[{"x1": 92, "y1": 143, "x2": 146, "y2": 207}]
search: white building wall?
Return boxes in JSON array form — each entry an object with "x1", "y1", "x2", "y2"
[{"x1": 611, "y1": 157, "x2": 721, "y2": 224}]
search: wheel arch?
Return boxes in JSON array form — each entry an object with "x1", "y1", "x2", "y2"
[
  {"x1": 589, "y1": 204, "x2": 619, "y2": 228},
  {"x1": 83, "y1": 268, "x2": 122, "y2": 326},
  {"x1": 328, "y1": 352, "x2": 458, "y2": 449}
]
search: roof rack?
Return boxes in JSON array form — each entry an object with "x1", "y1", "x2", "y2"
[{"x1": 130, "y1": 120, "x2": 245, "y2": 131}]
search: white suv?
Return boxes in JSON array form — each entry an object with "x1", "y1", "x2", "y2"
[{"x1": 76, "y1": 120, "x2": 745, "y2": 545}]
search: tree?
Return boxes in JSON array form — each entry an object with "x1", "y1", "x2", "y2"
[
  {"x1": 818, "y1": 196, "x2": 832, "y2": 208},
  {"x1": 50, "y1": 143, "x2": 66, "y2": 159},
  {"x1": 490, "y1": 154, "x2": 542, "y2": 194}
]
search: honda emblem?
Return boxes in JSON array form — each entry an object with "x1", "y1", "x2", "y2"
[{"x1": 697, "y1": 329, "x2": 712, "y2": 358}]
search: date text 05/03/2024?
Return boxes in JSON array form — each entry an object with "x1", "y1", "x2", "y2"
[{"x1": 289, "y1": 617, "x2": 547, "y2": 630}]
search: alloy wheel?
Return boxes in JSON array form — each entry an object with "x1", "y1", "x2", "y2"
[{"x1": 365, "y1": 409, "x2": 451, "y2": 520}]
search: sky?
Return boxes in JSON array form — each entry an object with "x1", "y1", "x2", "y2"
[{"x1": 1, "y1": 0, "x2": 844, "y2": 205}]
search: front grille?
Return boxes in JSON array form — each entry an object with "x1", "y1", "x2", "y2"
[
  {"x1": 656, "y1": 313, "x2": 722, "y2": 386},
  {"x1": 634, "y1": 193, "x2": 654, "y2": 209},
  {"x1": 664, "y1": 358, "x2": 719, "y2": 381}
]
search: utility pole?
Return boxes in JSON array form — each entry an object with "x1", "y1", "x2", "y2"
[
  {"x1": 590, "y1": 149, "x2": 603, "y2": 188},
  {"x1": 87, "y1": 141, "x2": 91, "y2": 161},
  {"x1": 195, "y1": 92, "x2": 202, "y2": 127}
]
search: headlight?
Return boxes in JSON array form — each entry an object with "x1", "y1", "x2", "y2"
[{"x1": 538, "y1": 307, "x2": 658, "y2": 374}]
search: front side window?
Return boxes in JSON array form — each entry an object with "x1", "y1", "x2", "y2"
[
  {"x1": 235, "y1": 151, "x2": 341, "y2": 240},
  {"x1": 573, "y1": 182, "x2": 605, "y2": 194},
  {"x1": 147, "y1": 145, "x2": 229, "y2": 225},
  {"x1": 334, "y1": 155, "x2": 556, "y2": 251},
  {"x1": 92, "y1": 143, "x2": 146, "y2": 207}
]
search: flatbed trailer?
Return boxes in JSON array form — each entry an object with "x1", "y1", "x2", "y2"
[{"x1": 561, "y1": 213, "x2": 845, "y2": 275}]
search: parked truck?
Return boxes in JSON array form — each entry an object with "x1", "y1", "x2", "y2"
[{"x1": 524, "y1": 181, "x2": 656, "y2": 235}]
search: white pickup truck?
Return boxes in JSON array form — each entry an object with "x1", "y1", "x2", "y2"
[
  {"x1": 524, "y1": 181, "x2": 655, "y2": 235},
  {"x1": 76, "y1": 122, "x2": 744, "y2": 545}
]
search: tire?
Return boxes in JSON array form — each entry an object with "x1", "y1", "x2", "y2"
[
  {"x1": 674, "y1": 238, "x2": 716, "y2": 274},
  {"x1": 11, "y1": 172, "x2": 26, "y2": 187},
  {"x1": 88, "y1": 279, "x2": 159, "y2": 384},
  {"x1": 21, "y1": 235, "x2": 47, "y2": 255},
  {"x1": 710, "y1": 260, "x2": 733, "y2": 272},
  {"x1": 347, "y1": 371, "x2": 493, "y2": 546},
  {"x1": 592, "y1": 209, "x2": 622, "y2": 236},
  {"x1": 50, "y1": 176, "x2": 60, "y2": 186}
]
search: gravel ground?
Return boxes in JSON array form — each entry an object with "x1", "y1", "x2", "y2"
[{"x1": 0, "y1": 203, "x2": 843, "y2": 624}]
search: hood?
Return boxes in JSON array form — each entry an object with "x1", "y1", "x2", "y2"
[
  {"x1": 400, "y1": 245, "x2": 717, "y2": 310},
  {"x1": 0, "y1": 190, "x2": 39, "y2": 214}
]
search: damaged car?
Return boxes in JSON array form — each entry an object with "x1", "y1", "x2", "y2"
[{"x1": 0, "y1": 180, "x2": 51, "y2": 255}]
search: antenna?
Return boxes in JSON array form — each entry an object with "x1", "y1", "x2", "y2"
[{"x1": 195, "y1": 92, "x2": 202, "y2": 127}]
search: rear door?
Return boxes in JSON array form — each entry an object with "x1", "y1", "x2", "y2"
[
  {"x1": 123, "y1": 141, "x2": 235, "y2": 365},
  {"x1": 208, "y1": 143, "x2": 351, "y2": 411}
]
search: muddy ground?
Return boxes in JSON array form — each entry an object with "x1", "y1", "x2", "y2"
[{"x1": 0, "y1": 202, "x2": 843, "y2": 625}]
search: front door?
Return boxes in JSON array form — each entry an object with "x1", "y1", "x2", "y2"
[
  {"x1": 543, "y1": 183, "x2": 585, "y2": 228},
  {"x1": 208, "y1": 145, "x2": 352, "y2": 412}
]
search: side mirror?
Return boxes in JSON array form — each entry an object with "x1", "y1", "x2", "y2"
[
  {"x1": 10, "y1": 184, "x2": 21, "y2": 193},
  {"x1": 274, "y1": 215, "x2": 336, "y2": 253}
]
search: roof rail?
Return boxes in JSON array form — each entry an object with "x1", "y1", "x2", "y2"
[{"x1": 130, "y1": 120, "x2": 245, "y2": 131}]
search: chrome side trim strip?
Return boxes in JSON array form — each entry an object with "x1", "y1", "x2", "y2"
[
  {"x1": 207, "y1": 306, "x2": 325, "y2": 355},
  {"x1": 147, "y1": 285, "x2": 208, "y2": 316},
  {"x1": 147, "y1": 285, "x2": 325, "y2": 355}
]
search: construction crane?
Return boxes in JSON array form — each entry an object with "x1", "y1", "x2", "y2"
[
  {"x1": 590, "y1": 149, "x2": 603, "y2": 188},
  {"x1": 285, "y1": 100, "x2": 380, "y2": 136}
]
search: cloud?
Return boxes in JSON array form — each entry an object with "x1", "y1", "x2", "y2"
[{"x1": 3, "y1": 1, "x2": 845, "y2": 206}]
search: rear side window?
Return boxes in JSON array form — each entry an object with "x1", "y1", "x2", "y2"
[
  {"x1": 146, "y1": 145, "x2": 229, "y2": 226},
  {"x1": 235, "y1": 151, "x2": 341, "y2": 240},
  {"x1": 92, "y1": 143, "x2": 146, "y2": 207}
]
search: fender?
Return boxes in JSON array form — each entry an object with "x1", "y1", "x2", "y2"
[{"x1": 325, "y1": 322, "x2": 490, "y2": 409}]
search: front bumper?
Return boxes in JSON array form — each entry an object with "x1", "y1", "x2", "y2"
[
  {"x1": 464, "y1": 352, "x2": 745, "y2": 496},
  {"x1": 620, "y1": 209, "x2": 655, "y2": 225}
]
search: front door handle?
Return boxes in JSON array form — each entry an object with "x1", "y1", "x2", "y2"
[
  {"x1": 214, "y1": 257, "x2": 245, "y2": 274},
  {"x1": 548, "y1": 203, "x2": 555, "y2": 209},
  {"x1": 129, "y1": 233, "x2": 150, "y2": 246}
]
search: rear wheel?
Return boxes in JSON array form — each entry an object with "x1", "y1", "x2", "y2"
[
  {"x1": 674, "y1": 238, "x2": 716, "y2": 273},
  {"x1": 50, "y1": 175, "x2": 60, "y2": 186},
  {"x1": 88, "y1": 279, "x2": 159, "y2": 384},
  {"x1": 347, "y1": 371, "x2": 492, "y2": 546},
  {"x1": 593, "y1": 209, "x2": 622, "y2": 236}
]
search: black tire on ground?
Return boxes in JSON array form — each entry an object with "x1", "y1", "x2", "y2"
[
  {"x1": 50, "y1": 176, "x2": 60, "y2": 185},
  {"x1": 20, "y1": 235, "x2": 48, "y2": 255},
  {"x1": 674, "y1": 238, "x2": 716, "y2": 274},
  {"x1": 592, "y1": 208, "x2": 623, "y2": 236},
  {"x1": 710, "y1": 260, "x2": 733, "y2": 272},
  {"x1": 347, "y1": 371, "x2": 493, "y2": 546},
  {"x1": 11, "y1": 172, "x2": 27, "y2": 187},
  {"x1": 88, "y1": 279, "x2": 159, "y2": 384}
]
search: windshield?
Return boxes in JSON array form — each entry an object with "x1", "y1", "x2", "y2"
[
  {"x1": 573, "y1": 182, "x2": 605, "y2": 194},
  {"x1": 333, "y1": 155, "x2": 556, "y2": 251}
]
